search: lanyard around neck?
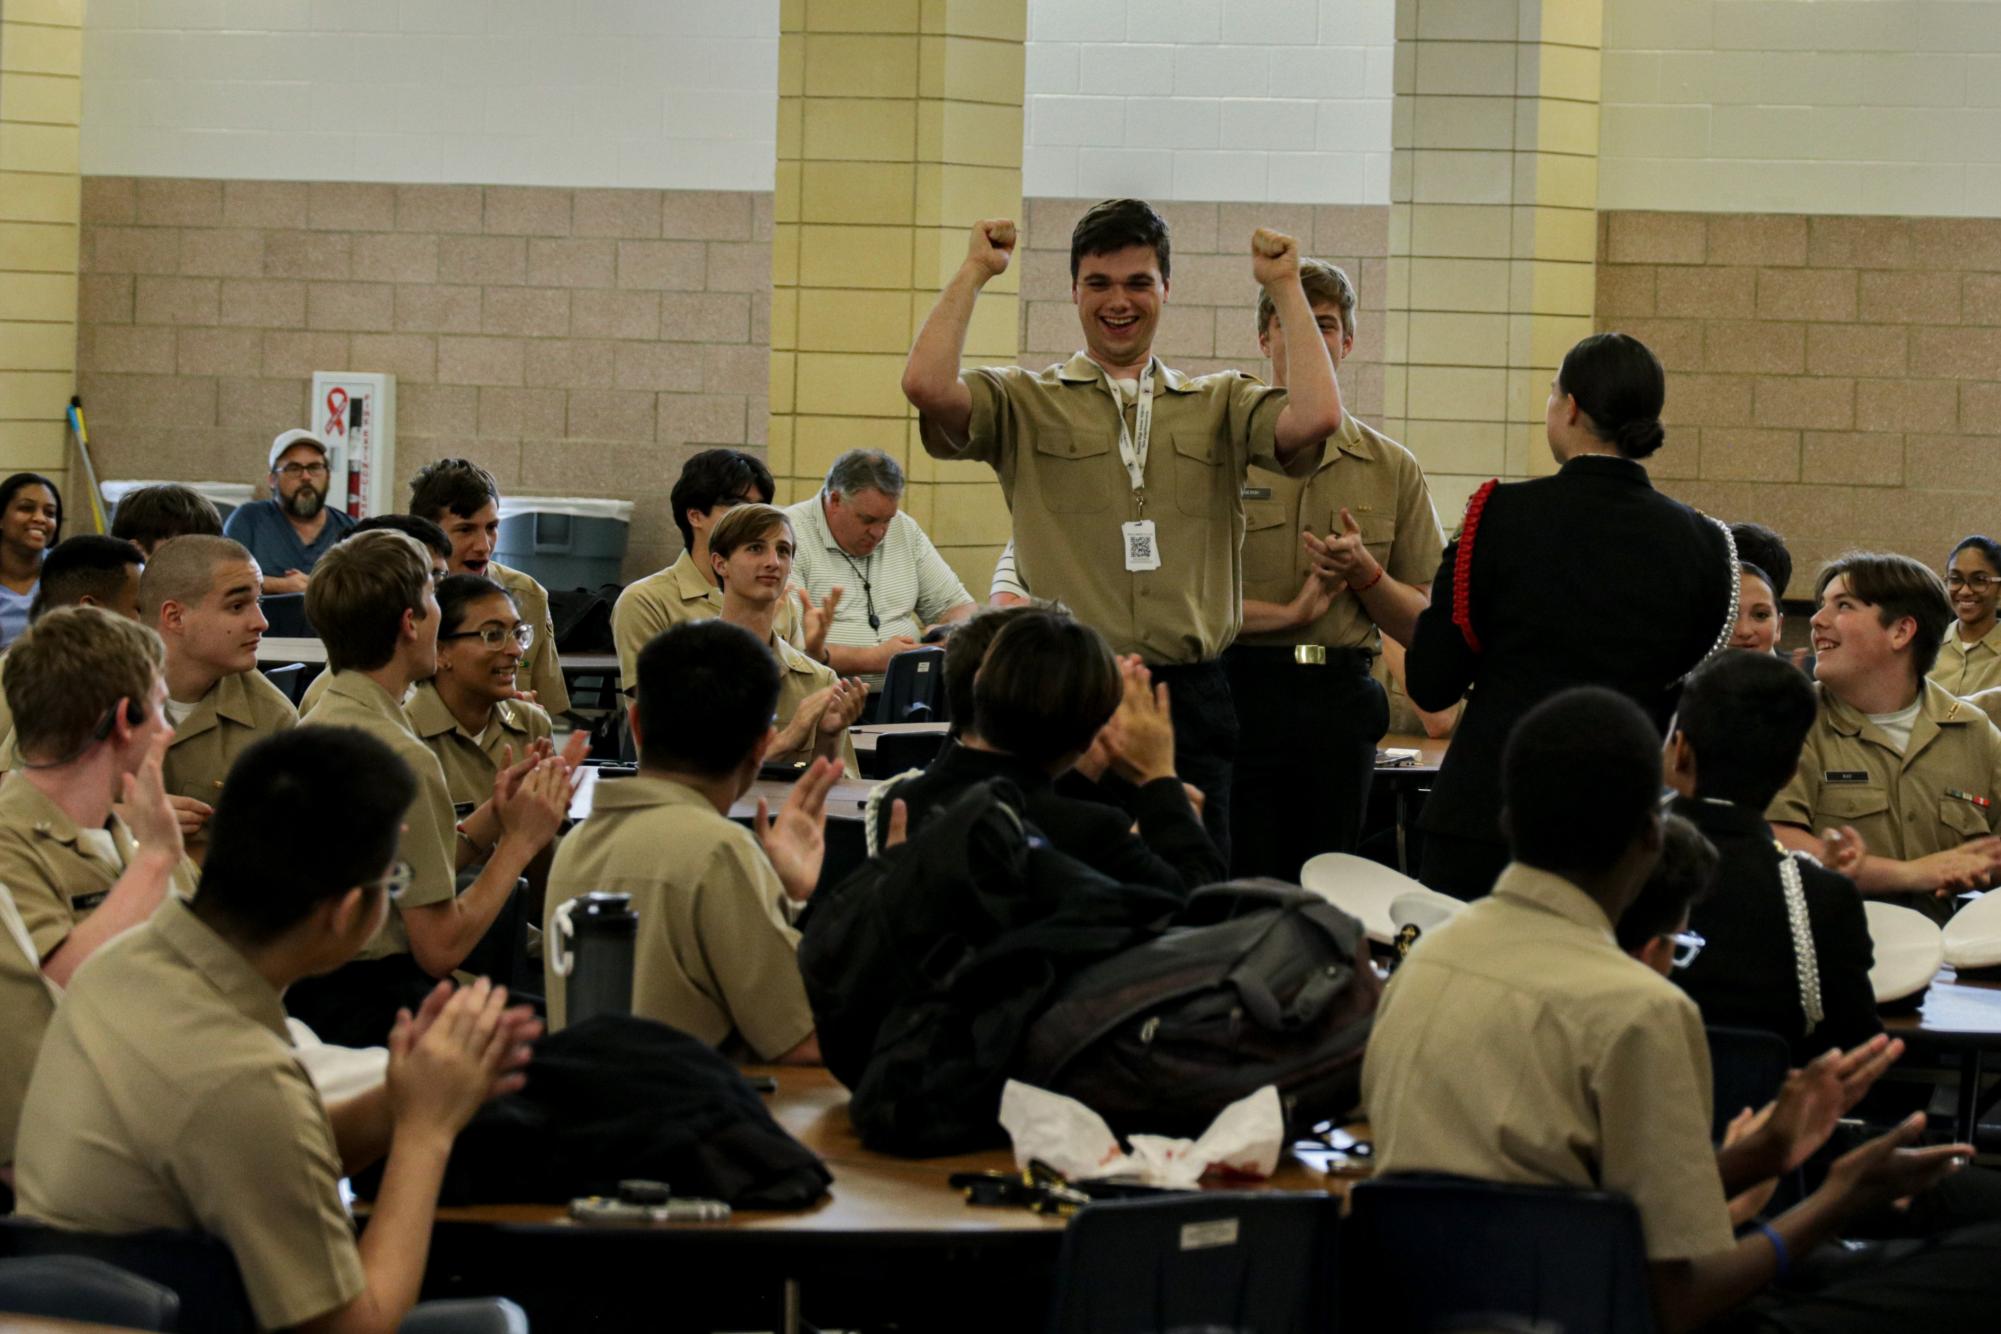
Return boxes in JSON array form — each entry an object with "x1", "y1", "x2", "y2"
[{"x1": 1100, "y1": 362, "x2": 1156, "y2": 496}]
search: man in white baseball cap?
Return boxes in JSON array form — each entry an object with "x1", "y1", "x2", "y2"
[{"x1": 221, "y1": 429, "x2": 357, "y2": 594}]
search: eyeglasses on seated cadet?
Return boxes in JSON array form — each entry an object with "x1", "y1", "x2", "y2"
[{"x1": 439, "y1": 623, "x2": 535, "y2": 651}]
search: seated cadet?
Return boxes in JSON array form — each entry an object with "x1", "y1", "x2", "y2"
[
  {"x1": 142, "y1": 535, "x2": 297, "y2": 860},
  {"x1": 0, "y1": 881, "x2": 55, "y2": 1190},
  {"x1": 1664, "y1": 651, "x2": 1881, "y2": 1063},
  {"x1": 710, "y1": 503, "x2": 866, "y2": 772},
  {"x1": 544, "y1": 619, "x2": 838, "y2": 1061},
  {"x1": 408, "y1": 459, "x2": 569, "y2": 714},
  {"x1": 1364, "y1": 685, "x2": 2000, "y2": 1334},
  {"x1": 1934, "y1": 535, "x2": 2001, "y2": 698},
  {"x1": 297, "y1": 514, "x2": 451, "y2": 717},
  {"x1": 612, "y1": 448, "x2": 812, "y2": 694},
  {"x1": 291, "y1": 530, "x2": 569, "y2": 1047},
  {"x1": 1769, "y1": 551, "x2": 2001, "y2": 920},
  {"x1": 109, "y1": 483, "x2": 223, "y2": 556},
  {"x1": 15, "y1": 725, "x2": 538, "y2": 1334},
  {"x1": 1731, "y1": 522, "x2": 1812, "y2": 673},
  {"x1": 409, "y1": 574, "x2": 556, "y2": 811},
  {"x1": 0, "y1": 607, "x2": 190, "y2": 1171},
  {"x1": 0, "y1": 536, "x2": 146, "y2": 757},
  {"x1": 878, "y1": 607, "x2": 1224, "y2": 893}
]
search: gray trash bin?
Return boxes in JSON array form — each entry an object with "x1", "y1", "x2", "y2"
[{"x1": 494, "y1": 497, "x2": 633, "y2": 590}]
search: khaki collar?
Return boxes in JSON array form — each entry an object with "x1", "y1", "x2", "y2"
[
  {"x1": 587, "y1": 772, "x2": 717, "y2": 817},
  {"x1": 406, "y1": 680, "x2": 532, "y2": 743},
  {"x1": 1490, "y1": 862, "x2": 1618, "y2": 940},
  {"x1": 769, "y1": 631, "x2": 823, "y2": 678},
  {"x1": 153, "y1": 897, "x2": 291, "y2": 1044},
  {"x1": 1949, "y1": 621, "x2": 2001, "y2": 656},
  {"x1": 668, "y1": 549, "x2": 721, "y2": 607},
  {"x1": 166, "y1": 671, "x2": 259, "y2": 743},
  {"x1": 1819, "y1": 678, "x2": 1972, "y2": 742},
  {"x1": 1306, "y1": 411, "x2": 1371, "y2": 474},
  {"x1": 1055, "y1": 352, "x2": 1201, "y2": 394},
  {"x1": 322, "y1": 670, "x2": 414, "y2": 728},
  {"x1": 0, "y1": 774, "x2": 124, "y2": 855}
]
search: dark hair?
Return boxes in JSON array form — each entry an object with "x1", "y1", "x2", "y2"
[
  {"x1": 1738, "y1": 561, "x2": 1776, "y2": 602},
  {"x1": 1730, "y1": 522, "x2": 1792, "y2": 600},
  {"x1": 1557, "y1": 332, "x2": 1667, "y2": 460},
  {"x1": 109, "y1": 484, "x2": 222, "y2": 552},
  {"x1": 1502, "y1": 686, "x2": 1663, "y2": 874},
  {"x1": 1815, "y1": 551, "x2": 1954, "y2": 678},
  {"x1": 1070, "y1": 198, "x2": 1172, "y2": 282},
  {"x1": 944, "y1": 603, "x2": 1051, "y2": 738},
  {"x1": 408, "y1": 458, "x2": 502, "y2": 523},
  {"x1": 972, "y1": 610, "x2": 1122, "y2": 768},
  {"x1": 1951, "y1": 535, "x2": 2001, "y2": 574},
  {"x1": 1614, "y1": 813, "x2": 1719, "y2": 953},
  {"x1": 305, "y1": 530, "x2": 433, "y2": 673},
  {"x1": 0, "y1": 473, "x2": 62, "y2": 547},
  {"x1": 350, "y1": 512, "x2": 452, "y2": 562},
  {"x1": 636, "y1": 619, "x2": 781, "y2": 778},
  {"x1": 1676, "y1": 650, "x2": 1818, "y2": 809},
  {"x1": 30, "y1": 535, "x2": 143, "y2": 619},
  {"x1": 669, "y1": 449, "x2": 776, "y2": 550},
  {"x1": 436, "y1": 573, "x2": 515, "y2": 635},
  {"x1": 194, "y1": 726, "x2": 417, "y2": 945}
]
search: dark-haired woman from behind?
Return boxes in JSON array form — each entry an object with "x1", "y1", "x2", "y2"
[
  {"x1": 1406, "y1": 332, "x2": 1738, "y2": 900},
  {"x1": 0, "y1": 473, "x2": 61, "y2": 648},
  {"x1": 1932, "y1": 535, "x2": 2001, "y2": 698}
]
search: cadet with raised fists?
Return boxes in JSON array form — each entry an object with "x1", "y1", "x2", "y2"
[{"x1": 902, "y1": 199, "x2": 1343, "y2": 861}]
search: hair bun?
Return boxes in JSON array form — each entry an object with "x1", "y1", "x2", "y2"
[{"x1": 1617, "y1": 416, "x2": 1665, "y2": 460}]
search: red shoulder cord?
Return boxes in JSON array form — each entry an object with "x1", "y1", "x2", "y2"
[{"x1": 1451, "y1": 479, "x2": 1500, "y2": 653}]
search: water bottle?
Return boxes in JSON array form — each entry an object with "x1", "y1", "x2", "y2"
[{"x1": 550, "y1": 892, "x2": 637, "y2": 1026}]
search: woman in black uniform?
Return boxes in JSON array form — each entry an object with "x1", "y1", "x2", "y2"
[{"x1": 1406, "y1": 332, "x2": 1738, "y2": 900}]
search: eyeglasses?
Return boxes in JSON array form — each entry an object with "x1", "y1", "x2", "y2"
[
  {"x1": 276, "y1": 462, "x2": 330, "y2": 479},
  {"x1": 1667, "y1": 929, "x2": 1706, "y2": 970},
  {"x1": 370, "y1": 862, "x2": 413, "y2": 903},
  {"x1": 440, "y1": 622, "x2": 534, "y2": 651},
  {"x1": 1947, "y1": 572, "x2": 1998, "y2": 592}
]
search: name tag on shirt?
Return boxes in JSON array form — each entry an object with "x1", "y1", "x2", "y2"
[
  {"x1": 1123, "y1": 520, "x2": 1161, "y2": 572},
  {"x1": 1824, "y1": 771, "x2": 1870, "y2": 784},
  {"x1": 72, "y1": 890, "x2": 109, "y2": 914},
  {"x1": 1241, "y1": 486, "x2": 1273, "y2": 500}
]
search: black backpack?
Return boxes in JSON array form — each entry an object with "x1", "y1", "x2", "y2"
[{"x1": 1017, "y1": 881, "x2": 1381, "y2": 1139}]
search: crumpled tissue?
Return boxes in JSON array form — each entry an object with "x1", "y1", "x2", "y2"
[{"x1": 997, "y1": 1080, "x2": 1284, "y2": 1188}]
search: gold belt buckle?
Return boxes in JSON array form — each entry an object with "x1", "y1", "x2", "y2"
[{"x1": 1294, "y1": 644, "x2": 1327, "y2": 667}]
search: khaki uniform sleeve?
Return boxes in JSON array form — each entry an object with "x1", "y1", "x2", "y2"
[
  {"x1": 180, "y1": 1069, "x2": 365, "y2": 1329},
  {"x1": 516, "y1": 578, "x2": 571, "y2": 715},
  {"x1": 1230, "y1": 377, "x2": 1305, "y2": 477},
  {"x1": 694, "y1": 836, "x2": 816, "y2": 1061},
  {"x1": 394, "y1": 749, "x2": 459, "y2": 911},
  {"x1": 0, "y1": 837, "x2": 70, "y2": 959},
  {"x1": 1387, "y1": 454, "x2": 1447, "y2": 588},
  {"x1": 612, "y1": 583, "x2": 666, "y2": 694},
  {"x1": 1767, "y1": 726, "x2": 1820, "y2": 829},
  {"x1": 918, "y1": 367, "x2": 1010, "y2": 471},
  {"x1": 1590, "y1": 996, "x2": 1736, "y2": 1261}
]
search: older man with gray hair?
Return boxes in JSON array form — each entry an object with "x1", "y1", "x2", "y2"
[{"x1": 783, "y1": 449, "x2": 975, "y2": 689}]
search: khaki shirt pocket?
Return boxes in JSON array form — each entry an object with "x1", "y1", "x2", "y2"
[
  {"x1": 1171, "y1": 431, "x2": 1228, "y2": 518},
  {"x1": 1940, "y1": 796, "x2": 1992, "y2": 840},
  {"x1": 1819, "y1": 784, "x2": 1891, "y2": 825},
  {"x1": 1349, "y1": 508, "x2": 1398, "y2": 560},
  {"x1": 1242, "y1": 500, "x2": 1293, "y2": 586},
  {"x1": 1033, "y1": 431, "x2": 1112, "y2": 515}
]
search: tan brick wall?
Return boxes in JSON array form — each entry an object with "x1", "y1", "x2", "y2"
[
  {"x1": 75, "y1": 178, "x2": 772, "y2": 580},
  {"x1": 1016, "y1": 198, "x2": 1388, "y2": 426},
  {"x1": 1598, "y1": 210, "x2": 2001, "y2": 593}
]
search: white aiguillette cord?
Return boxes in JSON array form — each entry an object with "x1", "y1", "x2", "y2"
[{"x1": 1778, "y1": 848, "x2": 1825, "y2": 1035}]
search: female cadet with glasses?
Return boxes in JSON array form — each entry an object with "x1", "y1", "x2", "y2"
[
  {"x1": 1404, "y1": 332, "x2": 1740, "y2": 901},
  {"x1": 406, "y1": 574, "x2": 558, "y2": 814},
  {"x1": 1932, "y1": 536, "x2": 2001, "y2": 698},
  {"x1": 0, "y1": 473, "x2": 61, "y2": 648}
]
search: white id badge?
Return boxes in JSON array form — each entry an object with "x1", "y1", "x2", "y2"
[{"x1": 1122, "y1": 519, "x2": 1161, "y2": 572}]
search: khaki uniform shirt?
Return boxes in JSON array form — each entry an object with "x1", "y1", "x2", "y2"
[
  {"x1": 544, "y1": 775, "x2": 814, "y2": 1059},
  {"x1": 768, "y1": 630, "x2": 859, "y2": 775},
  {"x1": 15, "y1": 898, "x2": 364, "y2": 1329},
  {"x1": 0, "y1": 775, "x2": 197, "y2": 959},
  {"x1": 1363, "y1": 863, "x2": 1736, "y2": 1262},
  {"x1": 1931, "y1": 621, "x2": 2001, "y2": 699},
  {"x1": 920, "y1": 352, "x2": 1313, "y2": 664},
  {"x1": 0, "y1": 885, "x2": 58, "y2": 1167},
  {"x1": 1769, "y1": 679, "x2": 2001, "y2": 921},
  {"x1": 162, "y1": 669, "x2": 299, "y2": 851},
  {"x1": 302, "y1": 671, "x2": 457, "y2": 958},
  {"x1": 1237, "y1": 413, "x2": 1444, "y2": 651},
  {"x1": 0, "y1": 652, "x2": 13, "y2": 752},
  {"x1": 406, "y1": 680, "x2": 553, "y2": 810},
  {"x1": 489, "y1": 560, "x2": 570, "y2": 715},
  {"x1": 611, "y1": 549, "x2": 802, "y2": 693}
]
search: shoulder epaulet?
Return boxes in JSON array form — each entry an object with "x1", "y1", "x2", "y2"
[{"x1": 1451, "y1": 479, "x2": 1500, "y2": 653}]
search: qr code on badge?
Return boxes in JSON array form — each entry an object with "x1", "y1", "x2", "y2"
[{"x1": 1129, "y1": 532, "x2": 1154, "y2": 560}]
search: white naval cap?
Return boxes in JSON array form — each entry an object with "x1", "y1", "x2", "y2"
[
  {"x1": 1300, "y1": 852, "x2": 1433, "y2": 945},
  {"x1": 1389, "y1": 888, "x2": 1464, "y2": 940},
  {"x1": 1943, "y1": 890, "x2": 2001, "y2": 970},
  {"x1": 1863, "y1": 900, "x2": 1945, "y2": 1005}
]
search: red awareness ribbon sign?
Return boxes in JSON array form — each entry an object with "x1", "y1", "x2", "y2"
[{"x1": 323, "y1": 387, "x2": 348, "y2": 436}]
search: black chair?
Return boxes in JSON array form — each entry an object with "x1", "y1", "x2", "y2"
[
  {"x1": 0, "y1": 1254, "x2": 180, "y2": 1331},
  {"x1": 1344, "y1": 1175, "x2": 1656, "y2": 1333},
  {"x1": 259, "y1": 660, "x2": 306, "y2": 706},
  {"x1": 1705, "y1": 1025, "x2": 1793, "y2": 1144},
  {"x1": 0, "y1": 1218, "x2": 253, "y2": 1333},
  {"x1": 259, "y1": 591, "x2": 314, "y2": 639},
  {"x1": 877, "y1": 645, "x2": 948, "y2": 723},
  {"x1": 866, "y1": 727, "x2": 948, "y2": 778},
  {"x1": 401, "y1": 1298, "x2": 531, "y2": 1333},
  {"x1": 1046, "y1": 1191, "x2": 1339, "y2": 1334}
]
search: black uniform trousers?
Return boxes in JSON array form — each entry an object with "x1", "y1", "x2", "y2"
[
  {"x1": 1223, "y1": 644, "x2": 1387, "y2": 881},
  {"x1": 1148, "y1": 661, "x2": 1237, "y2": 868}
]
